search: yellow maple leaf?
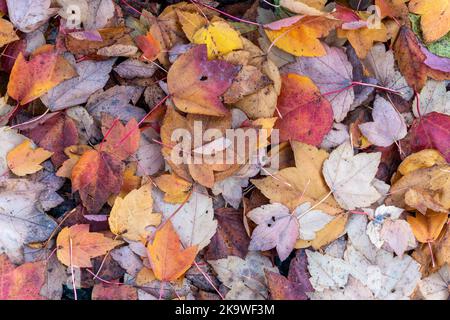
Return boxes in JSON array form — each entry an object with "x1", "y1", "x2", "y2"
[
  {"x1": 108, "y1": 184, "x2": 162, "y2": 241},
  {"x1": 409, "y1": 0, "x2": 450, "y2": 43},
  {"x1": 192, "y1": 20, "x2": 243, "y2": 59}
]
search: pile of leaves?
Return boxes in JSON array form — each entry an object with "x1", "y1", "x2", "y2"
[{"x1": 0, "y1": 0, "x2": 449, "y2": 300}]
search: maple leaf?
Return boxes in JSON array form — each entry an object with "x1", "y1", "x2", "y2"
[
  {"x1": 71, "y1": 149, "x2": 124, "y2": 213},
  {"x1": 0, "y1": 18, "x2": 19, "y2": 47},
  {"x1": 22, "y1": 113, "x2": 79, "y2": 167},
  {"x1": 109, "y1": 184, "x2": 162, "y2": 241},
  {"x1": 100, "y1": 114, "x2": 140, "y2": 161},
  {"x1": 56, "y1": 224, "x2": 123, "y2": 268},
  {"x1": 322, "y1": 141, "x2": 385, "y2": 210},
  {"x1": 282, "y1": 43, "x2": 354, "y2": 121},
  {"x1": 7, "y1": 47, "x2": 77, "y2": 105},
  {"x1": 7, "y1": 140, "x2": 53, "y2": 176},
  {"x1": 153, "y1": 185, "x2": 217, "y2": 251},
  {"x1": 275, "y1": 74, "x2": 333, "y2": 145},
  {"x1": 208, "y1": 252, "x2": 278, "y2": 299},
  {"x1": 42, "y1": 59, "x2": 116, "y2": 111},
  {"x1": 407, "y1": 212, "x2": 448, "y2": 244},
  {"x1": 418, "y1": 263, "x2": 450, "y2": 300},
  {"x1": 6, "y1": 0, "x2": 57, "y2": 33},
  {"x1": 400, "y1": 112, "x2": 450, "y2": 162},
  {"x1": 252, "y1": 141, "x2": 342, "y2": 214},
  {"x1": 358, "y1": 95, "x2": 407, "y2": 147},
  {"x1": 409, "y1": 0, "x2": 450, "y2": 43},
  {"x1": 167, "y1": 44, "x2": 240, "y2": 116},
  {"x1": 412, "y1": 80, "x2": 450, "y2": 117},
  {"x1": 266, "y1": 250, "x2": 313, "y2": 300},
  {"x1": 264, "y1": 15, "x2": 341, "y2": 57},
  {"x1": 204, "y1": 207, "x2": 250, "y2": 261},
  {"x1": 0, "y1": 179, "x2": 57, "y2": 264},
  {"x1": 0, "y1": 255, "x2": 46, "y2": 300},
  {"x1": 135, "y1": 31, "x2": 161, "y2": 62},
  {"x1": 192, "y1": 20, "x2": 243, "y2": 59},
  {"x1": 247, "y1": 203, "x2": 299, "y2": 261},
  {"x1": 147, "y1": 221, "x2": 198, "y2": 282}
]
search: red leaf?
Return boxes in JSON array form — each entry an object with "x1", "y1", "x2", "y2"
[
  {"x1": 275, "y1": 74, "x2": 333, "y2": 145},
  {"x1": 23, "y1": 112, "x2": 79, "y2": 167},
  {"x1": 0, "y1": 254, "x2": 46, "y2": 300},
  {"x1": 205, "y1": 208, "x2": 250, "y2": 260},
  {"x1": 401, "y1": 112, "x2": 450, "y2": 162},
  {"x1": 72, "y1": 150, "x2": 124, "y2": 213},
  {"x1": 92, "y1": 283, "x2": 137, "y2": 300}
]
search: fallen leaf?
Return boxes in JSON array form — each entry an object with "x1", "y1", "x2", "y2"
[
  {"x1": 282, "y1": 43, "x2": 354, "y2": 121},
  {"x1": 322, "y1": 141, "x2": 384, "y2": 210},
  {"x1": 167, "y1": 44, "x2": 240, "y2": 116},
  {"x1": 358, "y1": 95, "x2": 407, "y2": 147},
  {"x1": 153, "y1": 186, "x2": 217, "y2": 251},
  {"x1": 154, "y1": 173, "x2": 192, "y2": 204},
  {"x1": 412, "y1": 80, "x2": 450, "y2": 117},
  {"x1": 147, "y1": 221, "x2": 197, "y2": 282},
  {"x1": 92, "y1": 283, "x2": 138, "y2": 300},
  {"x1": 7, "y1": 0, "x2": 57, "y2": 33},
  {"x1": 192, "y1": 20, "x2": 243, "y2": 59},
  {"x1": 409, "y1": 0, "x2": 450, "y2": 43},
  {"x1": 0, "y1": 18, "x2": 19, "y2": 47},
  {"x1": 275, "y1": 73, "x2": 333, "y2": 145},
  {"x1": 253, "y1": 141, "x2": 342, "y2": 214},
  {"x1": 135, "y1": 32, "x2": 161, "y2": 61},
  {"x1": 7, "y1": 140, "x2": 53, "y2": 176},
  {"x1": 109, "y1": 184, "x2": 162, "y2": 241},
  {"x1": 247, "y1": 203, "x2": 299, "y2": 261},
  {"x1": 56, "y1": 224, "x2": 123, "y2": 268},
  {"x1": 418, "y1": 263, "x2": 450, "y2": 300},
  {"x1": 407, "y1": 212, "x2": 448, "y2": 243},
  {"x1": 7, "y1": 48, "x2": 77, "y2": 105},
  {"x1": 71, "y1": 149, "x2": 124, "y2": 213},
  {"x1": 42, "y1": 59, "x2": 115, "y2": 111},
  {"x1": 0, "y1": 127, "x2": 27, "y2": 176},
  {"x1": 264, "y1": 15, "x2": 340, "y2": 57},
  {"x1": 204, "y1": 208, "x2": 250, "y2": 261},
  {"x1": 0, "y1": 179, "x2": 57, "y2": 263},
  {"x1": 0, "y1": 255, "x2": 46, "y2": 300},
  {"x1": 208, "y1": 252, "x2": 277, "y2": 299}
]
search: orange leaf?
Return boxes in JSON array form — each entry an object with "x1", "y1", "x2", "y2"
[
  {"x1": 7, "y1": 47, "x2": 77, "y2": 105},
  {"x1": 407, "y1": 212, "x2": 448, "y2": 243},
  {"x1": 71, "y1": 149, "x2": 123, "y2": 213},
  {"x1": 264, "y1": 15, "x2": 340, "y2": 57},
  {"x1": 0, "y1": 18, "x2": 19, "y2": 47},
  {"x1": 155, "y1": 173, "x2": 192, "y2": 203},
  {"x1": 409, "y1": 0, "x2": 450, "y2": 43},
  {"x1": 56, "y1": 224, "x2": 123, "y2": 268},
  {"x1": 6, "y1": 140, "x2": 53, "y2": 176},
  {"x1": 0, "y1": 254, "x2": 46, "y2": 300},
  {"x1": 147, "y1": 221, "x2": 198, "y2": 281},
  {"x1": 100, "y1": 114, "x2": 141, "y2": 161},
  {"x1": 135, "y1": 32, "x2": 161, "y2": 62}
]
